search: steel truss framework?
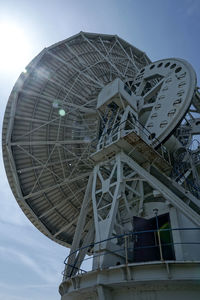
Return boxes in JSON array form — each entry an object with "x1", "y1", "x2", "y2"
[
  {"x1": 64, "y1": 54, "x2": 200, "y2": 275},
  {"x1": 65, "y1": 112, "x2": 200, "y2": 275}
]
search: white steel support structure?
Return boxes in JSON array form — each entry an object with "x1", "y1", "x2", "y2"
[
  {"x1": 60, "y1": 69, "x2": 200, "y2": 298},
  {"x1": 64, "y1": 75, "x2": 200, "y2": 274},
  {"x1": 92, "y1": 153, "x2": 133, "y2": 268}
]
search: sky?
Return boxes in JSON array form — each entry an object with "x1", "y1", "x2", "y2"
[{"x1": 0, "y1": 0, "x2": 200, "y2": 299}]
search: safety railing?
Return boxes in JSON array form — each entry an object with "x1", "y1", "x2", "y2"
[
  {"x1": 89, "y1": 117, "x2": 171, "y2": 164},
  {"x1": 62, "y1": 227, "x2": 200, "y2": 280}
]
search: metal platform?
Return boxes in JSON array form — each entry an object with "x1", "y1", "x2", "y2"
[{"x1": 91, "y1": 129, "x2": 171, "y2": 174}]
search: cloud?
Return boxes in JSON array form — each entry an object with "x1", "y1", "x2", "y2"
[
  {"x1": 0, "y1": 282, "x2": 57, "y2": 291},
  {"x1": 0, "y1": 218, "x2": 67, "y2": 300},
  {"x1": 0, "y1": 282, "x2": 60, "y2": 300},
  {"x1": 0, "y1": 245, "x2": 65, "y2": 285}
]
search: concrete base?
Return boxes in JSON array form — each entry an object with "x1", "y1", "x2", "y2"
[{"x1": 59, "y1": 261, "x2": 200, "y2": 300}]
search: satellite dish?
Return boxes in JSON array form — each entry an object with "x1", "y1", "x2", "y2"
[
  {"x1": 3, "y1": 32, "x2": 200, "y2": 299},
  {"x1": 2, "y1": 31, "x2": 200, "y2": 256},
  {"x1": 2, "y1": 32, "x2": 151, "y2": 247}
]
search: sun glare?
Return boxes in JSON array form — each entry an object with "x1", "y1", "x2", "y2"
[{"x1": 0, "y1": 21, "x2": 31, "y2": 74}]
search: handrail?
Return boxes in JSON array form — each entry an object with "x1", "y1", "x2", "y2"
[
  {"x1": 90, "y1": 117, "x2": 170, "y2": 164},
  {"x1": 94, "y1": 117, "x2": 161, "y2": 147},
  {"x1": 62, "y1": 227, "x2": 200, "y2": 280}
]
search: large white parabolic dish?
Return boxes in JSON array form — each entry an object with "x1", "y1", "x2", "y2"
[{"x1": 2, "y1": 32, "x2": 151, "y2": 247}]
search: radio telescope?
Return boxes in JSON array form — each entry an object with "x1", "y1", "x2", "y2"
[{"x1": 2, "y1": 32, "x2": 200, "y2": 299}]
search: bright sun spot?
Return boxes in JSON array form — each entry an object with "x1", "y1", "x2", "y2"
[{"x1": 0, "y1": 21, "x2": 31, "y2": 74}]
